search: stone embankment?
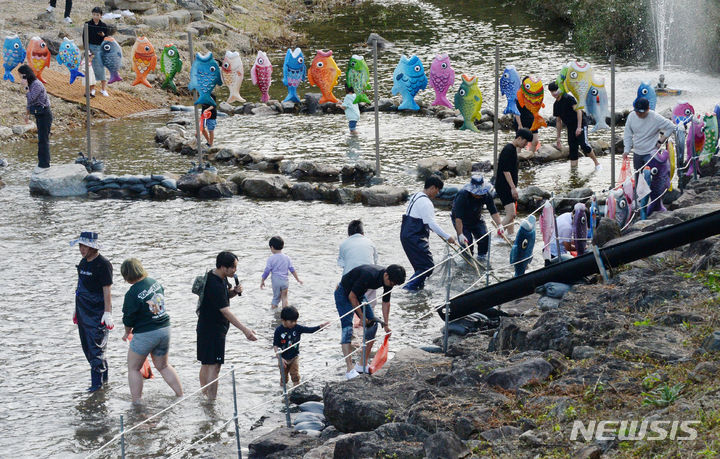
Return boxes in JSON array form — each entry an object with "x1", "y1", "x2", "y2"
[{"x1": 246, "y1": 176, "x2": 720, "y2": 458}]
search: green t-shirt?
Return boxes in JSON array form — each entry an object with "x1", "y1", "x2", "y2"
[{"x1": 122, "y1": 277, "x2": 170, "y2": 334}]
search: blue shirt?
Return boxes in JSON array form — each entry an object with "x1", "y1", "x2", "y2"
[{"x1": 338, "y1": 234, "x2": 378, "y2": 276}]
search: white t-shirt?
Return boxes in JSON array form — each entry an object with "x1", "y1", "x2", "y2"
[
  {"x1": 549, "y1": 212, "x2": 573, "y2": 257},
  {"x1": 405, "y1": 192, "x2": 451, "y2": 240},
  {"x1": 342, "y1": 94, "x2": 360, "y2": 121},
  {"x1": 337, "y1": 234, "x2": 378, "y2": 276},
  {"x1": 623, "y1": 110, "x2": 676, "y2": 157}
]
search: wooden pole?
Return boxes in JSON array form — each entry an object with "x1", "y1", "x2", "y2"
[
  {"x1": 493, "y1": 45, "x2": 500, "y2": 171},
  {"x1": 83, "y1": 23, "x2": 91, "y2": 158},
  {"x1": 373, "y1": 39, "x2": 380, "y2": 178},
  {"x1": 188, "y1": 32, "x2": 203, "y2": 169},
  {"x1": 610, "y1": 55, "x2": 616, "y2": 189}
]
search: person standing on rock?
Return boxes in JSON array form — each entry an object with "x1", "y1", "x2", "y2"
[
  {"x1": 494, "y1": 129, "x2": 533, "y2": 239},
  {"x1": 70, "y1": 231, "x2": 114, "y2": 392},
  {"x1": 18, "y1": 65, "x2": 52, "y2": 169},
  {"x1": 201, "y1": 94, "x2": 218, "y2": 147},
  {"x1": 47, "y1": 0, "x2": 73, "y2": 23},
  {"x1": 452, "y1": 175, "x2": 504, "y2": 264},
  {"x1": 197, "y1": 251, "x2": 257, "y2": 400},
  {"x1": 548, "y1": 82, "x2": 601, "y2": 171},
  {"x1": 338, "y1": 220, "x2": 378, "y2": 306},
  {"x1": 623, "y1": 97, "x2": 676, "y2": 173},
  {"x1": 338, "y1": 85, "x2": 360, "y2": 135},
  {"x1": 334, "y1": 264, "x2": 405, "y2": 379},
  {"x1": 401, "y1": 176, "x2": 456, "y2": 291},
  {"x1": 83, "y1": 7, "x2": 109, "y2": 97}
]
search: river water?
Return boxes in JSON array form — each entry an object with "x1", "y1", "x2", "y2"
[{"x1": 1, "y1": 0, "x2": 720, "y2": 457}]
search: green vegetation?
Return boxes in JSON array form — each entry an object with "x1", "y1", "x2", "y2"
[{"x1": 641, "y1": 382, "x2": 685, "y2": 407}]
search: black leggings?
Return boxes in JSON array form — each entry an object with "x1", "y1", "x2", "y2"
[
  {"x1": 33, "y1": 107, "x2": 53, "y2": 168},
  {"x1": 49, "y1": 0, "x2": 72, "y2": 18}
]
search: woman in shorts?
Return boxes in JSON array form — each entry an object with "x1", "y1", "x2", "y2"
[{"x1": 121, "y1": 258, "x2": 183, "y2": 403}]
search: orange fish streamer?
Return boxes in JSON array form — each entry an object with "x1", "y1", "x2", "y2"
[
  {"x1": 131, "y1": 37, "x2": 157, "y2": 88},
  {"x1": 516, "y1": 75, "x2": 547, "y2": 131},
  {"x1": 308, "y1": 49, "x2": 341, "y2": 104}
]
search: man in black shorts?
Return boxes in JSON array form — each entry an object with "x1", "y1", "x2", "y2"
[
  {"x1": 549, "y1": 81, "x2": 601, "y2": 170},
  {"x1": 494, "y1": 129, "x2": 532, "y2": 238},
  {"x1": 512, "y1": 97, "x2": 539, "y2": 154},
  {"x1": 451, "y1": 175, "x2": 504, "y2": 262},
  {"x1": 197, "y1": 251, "x2": 257, "y2": 399}
]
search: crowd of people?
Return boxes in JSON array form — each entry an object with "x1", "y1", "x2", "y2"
[{"x1": 70, "y1": 88, "x2": 676, "y2": 392}]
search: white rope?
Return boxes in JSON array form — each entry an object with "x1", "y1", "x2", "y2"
[{"x1": 85, "y1": 368, "x2": 235, "y2": 458}]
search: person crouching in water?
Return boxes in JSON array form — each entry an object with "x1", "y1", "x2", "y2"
[
  {"x1": 451, "y1": 175, "x2": 504, "y2": 265},
  {"x1": 71, "y1": 231, "x2": 113, "y2": 392},
  {"x1": 120, "y1": 258, "x2": 183, "y2": 403}
]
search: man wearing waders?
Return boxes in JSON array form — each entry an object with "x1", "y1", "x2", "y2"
[
  {"x1": 400, "y1": 176, "x2": 456, "y2": 291},
  {"x1": 71, "y1": 232, "x2": 114, "y2": 392}
]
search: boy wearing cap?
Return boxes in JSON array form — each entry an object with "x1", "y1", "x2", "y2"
[
  {"x1": 70, "y1": 231, "x2": 114, "y2": 392},
  {"x1": 623, "y1": 97, "x2": 677, "y2": 172},
  {"x1": 452, "y1": 175, "x2": 504, "y2": 263},
  {"x1": 548, "y1": 82, "x2": 602, "y2": 171},
  {"x1": 494, "y1": 128, "x2": 533, "y2": 238}
]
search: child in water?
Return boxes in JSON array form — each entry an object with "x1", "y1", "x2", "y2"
[
  {"x1": 201, "y1": 94, "x2": 218, "y2": 147},
  {"x1": 273, "y1": 306, "x2": 329, "y2": 386},
  {"x1": 261, "y1": 236, "x2": 303, "y2": 308},
  {"x1": 338, "y1": 85, "x2": 360, "y2": 135}
]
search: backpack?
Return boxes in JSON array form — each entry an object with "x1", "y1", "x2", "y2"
[{"x1": 191, "y1": 270, "x2": 212, "y2": 315}]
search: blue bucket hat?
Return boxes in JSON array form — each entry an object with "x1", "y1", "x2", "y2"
[
  {"x1": 70, "y1": 231, "x2": 102, "y2": 250},
  {"x1": 463, "y1": 175, "x2": 493, "y2": 196}
]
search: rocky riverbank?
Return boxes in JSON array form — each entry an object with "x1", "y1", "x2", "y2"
[
  {"x1": 0, "y1": 0, "x2": 351, "y2": 143},
  {"x1": 246, "y1": 176, "x2": 720, "y2": 458}
]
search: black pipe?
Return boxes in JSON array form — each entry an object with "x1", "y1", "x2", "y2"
[{"x1": 442, "y1": 209, "x2": 720, "y2": 321}]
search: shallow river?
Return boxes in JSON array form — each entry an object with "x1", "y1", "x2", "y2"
[{"x1": 1, "y1": 0, "x2": 720, "y2": 456}]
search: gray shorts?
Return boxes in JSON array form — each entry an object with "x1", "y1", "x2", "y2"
[
  {"x1": 271, "y1": 274, "x2": 289, "y2": 306},
  {"x1": 129, "y1": 326, "x2": 170, "y2": 357}
]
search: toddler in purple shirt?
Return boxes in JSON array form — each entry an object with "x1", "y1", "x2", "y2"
[{"x1": 261, "y1": 236, "x2": 303, "y2": 308}]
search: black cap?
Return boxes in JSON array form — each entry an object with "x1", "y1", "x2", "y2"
[{"x1": 634, "y1": 97, "x2": 650, "y2": 113}]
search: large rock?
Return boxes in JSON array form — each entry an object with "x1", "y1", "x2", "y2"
[
  {"x1": 141, "y1": 15, "x2": 170, "y2": 30},
  {"x1": 12, "y1": 122, "x2": 37, "y2": 135},
  {"x1": 167, "y1": 9, "x2": 192, "y2": 25},
  {"x1": 534, "y1": 144, "x2": 567, "y2": 162},
  {"x1": 424, "y1": 431, "x2": 466, "y2": 459},
  {"x1": 29, "y1": 164, "x2": 88, "y2": 196},
  {"x1": 323, "y1": 384, "x2": 390, "y2": 432},
  {"x1": 517, "y1": 186, "x2": 550, "y2": 212},
  {"x1": 417, "y1": 156, "x2": 449, "y2": 179},
  {"x1": 331, "y1": 423, "x2": 428, "y2": 458},
  {"x1": 593, "y1": 217, "x2": 621, "y2": 247},
  {"x1": 242, "y1": 175, "x2": 292, "y2": 199},
  {"x1": 176, "y1": 170, "x2": 222, "y2": 194},
  {"x1": 360, "y1": 185, "x2": 408, "y2": 206},
  {"x1": 248, "y1": 427, "x2": 320, "y2": 459},
  {"x1": 485, "y1": 358, "x2": 553, "y2": 391},
  {"x1": 197, "y1": 182, "x2": 235, "y2": 199}
]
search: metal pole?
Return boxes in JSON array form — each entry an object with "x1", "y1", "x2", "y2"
[
  {"x1": 493, "y1": 44, "x2": 500, "y2": 171},
  {"x1": 610, "y1": 55, "x2": 616, "y2": 189},
  {"x1": 120, "y1": 415, "x2": 125, "y2": 459},
  {"x1": 373, "y1": 39, "x2": 380, "y2": 178},
  {"x1": 277, "y1": 355, "x2": 292, "y2": 428},
  {"x1": 361, "y1": 303, "x2": 367, "y2": 372},
  {"x1": 83, "y1": 23, "x2": 91, "y2": 157},
  {"x1": 443, "y1": 246, "x2": 451, "y2": 355},
  {"x1": 231, "y1": 367, "x2": 243, "y2": 459},
  {"x1": 188, "y1": 32, "x2": 203, "y2": 169},
  {"x1": 552, "y1": 195, "x2": 562, "y2": 262},
  {"x1": 485, "y1": 231, "x2": 491, "y2": 287}
]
